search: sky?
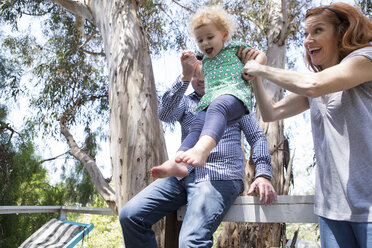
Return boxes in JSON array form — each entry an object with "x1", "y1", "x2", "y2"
[{"x1": 6, "y1": 0, "x2": 357, "y2": 193}]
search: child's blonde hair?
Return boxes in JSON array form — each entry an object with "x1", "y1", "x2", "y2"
[{"x1": 188, "y1": 5, "x2": 236, "y2": 39}]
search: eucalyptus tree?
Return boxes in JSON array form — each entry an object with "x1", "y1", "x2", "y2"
[
  {"x1": 0, "y1": 0, "x2": 181, "y2": 215},
  {"x1": 1, "y1": 0, "x2": 114, "y2": 207},
  {"x1": 0, "y1": 0, "x2": 183, "y2": 246},
  {"x1": 0, "y1": 34, "x2": 64, "y2": 247}
]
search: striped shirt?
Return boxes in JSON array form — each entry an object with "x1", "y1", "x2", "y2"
[{"x1": 158, "y1": 76, "x2": 272, "y2": 183}]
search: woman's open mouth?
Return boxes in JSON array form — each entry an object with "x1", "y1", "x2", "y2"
[{"x1": 309, "y1": 47, "x2": 321, "y2": 56}]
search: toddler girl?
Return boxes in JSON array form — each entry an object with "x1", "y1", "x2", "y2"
[{"x1": 151, "y1": 5, "x2": 266, "y2": 178}]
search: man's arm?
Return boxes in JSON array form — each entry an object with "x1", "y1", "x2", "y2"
[
  {"x1": 158, "y1": 51, "x2": 199, "y2": 123},
  {"x1": 240, "y1": 113, "x2": 272, "y2": 179},
  {"x1": 158, "y1": 77, "x2": 190, "y2": 123},
  {"x1": 240, "y1": 112, "x2": 277, "y2": 205}
]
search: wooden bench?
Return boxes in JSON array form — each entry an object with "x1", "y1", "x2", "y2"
[{"x1": 177, "y1": 195, "x2": 317, "y2": 223}]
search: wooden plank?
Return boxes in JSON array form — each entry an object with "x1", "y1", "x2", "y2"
[
  {"x1": 177, "y1": 195, "x2": 317, "y2": 223},
  {"x1": 0, "y1": 206, "x2": 61, "y2": 215},
  {"x1": 0, "y1": 206, "x2": 115, "y2": 216},
  {"x1": 61, "y1": 206, "x2": 115, "y2": 216},
  {"x1": 1, "y1": 196, "x2": 317, "y2": 223}
]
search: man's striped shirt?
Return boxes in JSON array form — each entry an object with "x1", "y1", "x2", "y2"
[{"x1": 158, "y1": 76, "x2": 272, "y2": 183}]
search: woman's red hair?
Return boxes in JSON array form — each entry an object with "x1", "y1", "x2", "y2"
[{"x1": 305, "y1": 2, "x2": 372, "y2": 72}]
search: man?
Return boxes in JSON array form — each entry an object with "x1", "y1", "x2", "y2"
[{"x1": 119, "y1": 51, "x2": 276, "y2": 248}]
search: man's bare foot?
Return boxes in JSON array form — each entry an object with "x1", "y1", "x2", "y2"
[
  {"x1": 177, "y1": 147, "x2": 209, "y2": 168},
  {"x1": 151, "y1": 159, "x2": 188, "y2": 178}
]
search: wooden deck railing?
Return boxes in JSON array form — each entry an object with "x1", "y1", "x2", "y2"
[
  {"x1": 1, "y1": 195, "x2": 317, "y2": 248},
  {"x1": 0, "y1": 205, "x2": 115, "y2": 219},
  {"x1": 1, "y1": 195, "x2": 316, "y2": 223},
  {"x1": 177, "y1": 195, "x2": 317, "y2": 223}
]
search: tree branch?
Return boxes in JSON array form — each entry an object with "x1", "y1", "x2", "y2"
[
  {"x1": 270, "y1": 139, "x2": 286, "y2": 155},
  {"x1": 79, "y1": 30, "x2": 101, "y2": 48},
  {"x1": 49, "y1": 0, "x2": 95, "y2": 24},
  {"x1": 38, "y1": 151, "x2": 69, "y2": 165},
  {"x1": 79, "y1": 47, "x2": 105, "y2": 56},
  {"x1": 60, "y1": 115, "x2": 117, "y2": 214},
  {"x1": 0, "y1": 121, "x2": 21, "y2": 144},
  {"x1": 170, "y1": 0, "x2": 193, "y2": 13}
]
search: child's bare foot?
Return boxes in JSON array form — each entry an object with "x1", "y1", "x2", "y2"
[
  {"x1": 151, "y1": 159, "x2": 188, "y2": 178},
  {"x1": 174, "y1": 151, "x2": 185, "y2": 163},
  {"x1": 177, "y1": 147, "x2": 209, "y2": 168},
  {"x1": 177, "y1": 135, "x2": 216, "y2": 168}
]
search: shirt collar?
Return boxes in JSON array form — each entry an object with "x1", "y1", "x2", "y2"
[{"x1": 190, "y1": 91, "x2": 202, "y2": 100}]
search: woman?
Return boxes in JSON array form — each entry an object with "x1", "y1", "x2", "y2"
[{"x1": 240, "y1": 2, "x2": 372, "y2": 247}]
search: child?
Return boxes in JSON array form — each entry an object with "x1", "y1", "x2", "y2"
[{"x1": 151, "y1": 5, "x2": 266, "y2": 178}]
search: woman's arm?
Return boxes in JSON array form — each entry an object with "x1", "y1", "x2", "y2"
[
  {"x1": 252, "y1": 77, "x2": 309, "y2": 121},
  {"x1": 244, "y1": 55, "x2": 372, "y2": 98},
  {"x1": 237, "y1": 46, "x2": 309, "y2": 121}
]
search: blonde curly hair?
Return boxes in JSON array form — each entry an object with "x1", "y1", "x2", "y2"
[{"x1": 188, "y1": 5, "x2": 236, "y2": 39}]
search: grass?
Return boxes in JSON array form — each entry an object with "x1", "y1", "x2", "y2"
[{"x1": 67, "y1": 213, "x2": 123, "y2": 248}]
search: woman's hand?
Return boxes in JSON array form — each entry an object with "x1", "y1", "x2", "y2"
[
  {"x1": 242, "y1": 60, "x2": 262, "y2": 81},
  {"x1": 237, "y1": 47, "x2": 267, "y2": 80}
]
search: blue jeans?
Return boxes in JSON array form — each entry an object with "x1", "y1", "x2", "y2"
[
  {"x1": 119, "y1": 171, "x2": 243, "y2": 248},
  {"x1": 319, "y1": 216, "x2": 372, "y2": 248},
  {"x1": 179, "y1": 94, "x2": 246, "y2": 151}
]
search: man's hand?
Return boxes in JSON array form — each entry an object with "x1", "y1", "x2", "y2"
[
  {"x1": 247, "y1": 176, "x2": 277, "y2": 205},
  {"x1": 180, "y1": 51, "x2": 200, "y2": 81}
]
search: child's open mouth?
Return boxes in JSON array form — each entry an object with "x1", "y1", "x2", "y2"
[{"x1": 205, "y1": 48, "x2": 213, "y2": 55}]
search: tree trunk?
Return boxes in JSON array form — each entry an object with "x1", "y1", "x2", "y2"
[
  {"x1": 51, "y1": 0, "x2": 168, "y2": 246},
  {"x1": 216, "y1": 0, "x2": 289, "y2": 247},
  {"x1": 90, "y1": 0, "x2": 167, "y2": 213},
  {"x1": 90, "y1": 0, "x2": 168, "y2": 246}
]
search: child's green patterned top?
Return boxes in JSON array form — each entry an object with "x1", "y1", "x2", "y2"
[{"x1": 196, "y1": 41, "x2": 252, "y2": 113}]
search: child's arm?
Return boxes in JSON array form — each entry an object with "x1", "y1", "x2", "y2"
[
  {"x1": 254, "y1": 50, "x2": 267, "y2": 65},
  {"x1": 237, "y1": 48, "x2": 310, "y2": 121},
  {"x1": 237, "y1": 46, "x2": 267, "y2": 65}
]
